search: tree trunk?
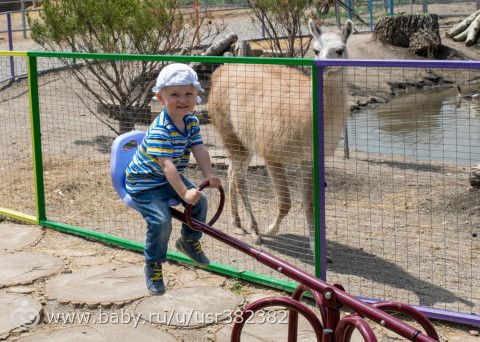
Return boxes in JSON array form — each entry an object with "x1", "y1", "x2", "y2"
[
  {"x1": 189, "y1": 33, "x2": 239, "y2": 74},
  {"x1": 97, "y1": 101, "x2": 150, "y2": 134},
  {"x1": 118, "y1": 104, "x2": 137, "y2": 134},
  {"x1": 446, "y1": 10, "x2": 480, "y2": 38},
  {"x1": 201, "y1": 33, "x2": 238, "y2": 57},
  {"x1": 410, "y1": 29, "x2": 440, "y2": 57},
  {"x1": 453, "y1": 30, "x2": 469, "y2": 42},
  {"x1": 373, "y1": 14, "x2": 441, "y2": 54},
  {"x1": 466, "y1": 14, "x2": 480, "y2": 46},
  {"x1": 235, "y1": 41, "x2": 252, "y2": 57}
]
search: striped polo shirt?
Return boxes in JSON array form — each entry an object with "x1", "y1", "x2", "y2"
[{"x1": 125, "y1": 110, "x2": 203, "y2": 193}]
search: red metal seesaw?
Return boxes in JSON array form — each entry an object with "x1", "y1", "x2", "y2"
[{"x1": 177, "y1": 181, "x2": 440, "y2": 342}]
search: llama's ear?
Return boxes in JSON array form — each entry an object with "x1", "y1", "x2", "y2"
[
  {"x1": 342, "y1": 19, "x2": 353, "y2": 42},
  {"x1": 308, "y1": 19, "x2": 322, "y2": 39}
]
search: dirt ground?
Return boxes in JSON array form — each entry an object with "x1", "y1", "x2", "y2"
[{"x1": 1, "y1": 4, "x2": 480, "y2": 341}]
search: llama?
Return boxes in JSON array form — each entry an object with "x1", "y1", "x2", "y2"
[{"x1": 208, "y1": 19, "x2": 353, "y2": 247}]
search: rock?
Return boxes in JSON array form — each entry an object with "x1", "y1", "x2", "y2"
[
  {"x1": 45, "y1": 264, "x2": 148, "y2": 306},
  {"x1": 470, "y1": 163, "x2": 480, "y2": 187},
  {"x1": 0, "y1": 223, "x2": 43, "y2": 252},
  {"x1": 373, "y1": 14, "x2": 441, "y2": 56},
  {"x1": 0, "y1": 252, "x2": 64, "y2": 287},
  {"x1": 469, "y1": 329, "x2": 479, "y2": 336}
]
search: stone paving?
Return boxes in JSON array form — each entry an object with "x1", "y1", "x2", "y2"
[{"x1": 0, "y1": 222, "x2": 320, "y2": 341}]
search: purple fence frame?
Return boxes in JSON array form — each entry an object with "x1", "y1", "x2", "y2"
[{"x1": 315, "y1": 59, "x2": 480, "y2": 327}]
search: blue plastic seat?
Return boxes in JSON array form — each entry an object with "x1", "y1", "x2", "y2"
[{"x1": 110, "y1": 130, "x2": 181, "y2": 211}]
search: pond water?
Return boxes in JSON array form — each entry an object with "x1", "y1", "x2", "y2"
[{"x1": 347, "y1": 87, "x2": 480, "y2": 166}]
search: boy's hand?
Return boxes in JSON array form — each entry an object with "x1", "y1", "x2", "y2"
[
  {"x1": 183, "y1": 188, "x2": 201, "y2": 205},
  {"x1": 206, "y1": 175, "x2": 221, "y2": 189}
]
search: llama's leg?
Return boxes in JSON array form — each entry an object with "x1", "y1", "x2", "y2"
[
  {"x1": 264, "y1": 160, "x2": 291, "y2": 236},
  {"x1": 234, "y1": 157, "x2": 262, "y2": 244},
  {"x1": 227, "y1": 146, "x2": 260, "y2": 241},
  {"x1": 301, "y1": 162, "x2": 315, "y2": 252},
  {"x1": 228, "y1": 164, "x2": 246, "y2": 235}
]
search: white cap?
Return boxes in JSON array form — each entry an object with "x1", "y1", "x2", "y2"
[{"x1": 152, "y1": 63, "x2": 204, "y2": 94}]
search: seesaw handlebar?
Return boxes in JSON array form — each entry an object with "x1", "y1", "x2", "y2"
[{"x1": 184, "y1": 180, "x2": 225, "y2": 228}]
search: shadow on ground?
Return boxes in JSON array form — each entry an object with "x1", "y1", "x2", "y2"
[
  {"x1": 74, "y1": 135, "x2": 115, "y2": 154},
  {"x1": 263, "y1": 234, "x2": 474, "y2": 309}
]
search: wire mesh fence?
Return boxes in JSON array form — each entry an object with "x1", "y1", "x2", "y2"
[
  {"x1": 320, "y1": 60, "x2": 480, "y2": 321},
  {"x1": 180, "y1": 0, "x2": 248, "y2": 9},
  {"x1": 342, "y1": 0, "x2": 478, "y2": 31},
  {"x1": 0, "y1": 55, "x2": 36, "y2": 218},
  {"x1": 1, "y1": 52, "x2": 480, "y2": 325},
  {"x1": 6, "y1": 54, "x2": 317, "y2": 286}
]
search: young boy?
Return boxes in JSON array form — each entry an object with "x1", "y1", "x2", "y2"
[{"x1": 125, "y1": 63, "x2": 221, "y2": 295}]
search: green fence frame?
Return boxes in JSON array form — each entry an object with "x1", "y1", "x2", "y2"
[{"x1": 0, "y1": 50, "x2": 321, "y2": 296}]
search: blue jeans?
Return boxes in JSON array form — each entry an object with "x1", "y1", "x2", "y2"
[{"x1": 129, "y1": 175, "x2": 207, "y2": 263}]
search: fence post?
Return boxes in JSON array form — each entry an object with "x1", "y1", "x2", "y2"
[
  {"x1": 335, "y1": 0, "x2": 341, "y2": 28},
  {"x1": 422, "y1": 0, "x2": 428, "y2": 13},
  {"x1": 21, "y1": 0, "x2": 27, "y2": 39},
  {"x1": 389, "y1": 0, "x2": 393, "y2": 16},
  {"x1": 347, "y1": 0, "x2": 352, "y2": 19},
  {"x1": 27, "y1": 55, "x2": 47, "y2": 223},
  {"x1": 369, "y1": 0, "x2": 373, "y2": 32},
  {"x1": 7, "y1": 13, "x2": 15, "y2": 79},
  {"x1": 312, "y1": 62, "x2": 327, "y2": 281}
]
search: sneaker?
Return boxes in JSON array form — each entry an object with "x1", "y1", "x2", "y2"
[
  {"x1": 175, "y1": 237, "x2": 210, "y2": 267},
  {"x1": 144, "y1": 261, "x2": 165, "y2": 295}
]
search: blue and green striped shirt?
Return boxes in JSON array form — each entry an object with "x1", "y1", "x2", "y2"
[{"x1": 125, "y1": 110, "x2": 203, "y2": 193}]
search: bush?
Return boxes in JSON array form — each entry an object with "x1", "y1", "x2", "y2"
[{"x1": 29, "y1": 0, "x2": 223, "y2": 133}]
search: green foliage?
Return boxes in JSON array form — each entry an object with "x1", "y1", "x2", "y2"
[
  {"x1": 228, "y1": 279, "x2": 247, "y2": 294},
  {"x1": 29, "y1": 0, "x2": 184, "y2": 54},
  {"x1": 28, "y1": 0, "x2": 222, "y2": 134}
]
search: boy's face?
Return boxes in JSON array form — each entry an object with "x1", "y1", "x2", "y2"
[{"x1": 156, "y1": 85, "x2": 197, "y2": 118}]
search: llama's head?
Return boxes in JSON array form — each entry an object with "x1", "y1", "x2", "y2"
[{"x1": 308, "y1": 19, "x2": 353, "y2": 60}]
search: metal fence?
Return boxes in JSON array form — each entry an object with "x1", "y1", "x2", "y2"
[
  {"x1": 340, "y1": 0, "x2": 479, "y2": 31},
  {"x1": 1, "y1": 51, "x2": 479, "y2": 327},
  {"x1": 181, "y1": 0, "x2": 248, "y2": 11}
]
